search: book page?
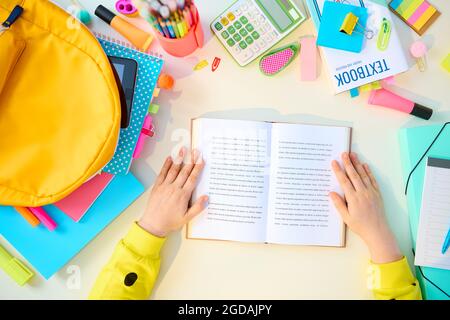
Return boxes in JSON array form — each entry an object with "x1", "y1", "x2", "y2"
[
  {"x1": 415, "y1": 158, "x2": 450, "y2": 270},
  {"x1": 266, "y1": 123, "x2": 350, "y2": 246},
  {"x1": 189, "y1": 118, "x2": 272, "y2": 243}
]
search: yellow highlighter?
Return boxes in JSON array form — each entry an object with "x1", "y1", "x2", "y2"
[{"x1": 0, "y1": 243, "x2": 34, "y2": 286}]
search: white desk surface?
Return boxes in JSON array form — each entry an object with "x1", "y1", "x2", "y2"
[{"x1": 1, "y1": 0, "x2": 449, "y2": 300}]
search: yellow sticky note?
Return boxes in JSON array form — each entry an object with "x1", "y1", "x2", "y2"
[
  {"x1": 371, "y1": 81, "x2": 382, "y2": 90},
  {"x1": 442, "y1": 54, "x2": 450, "y2": 73},
  {"x1": 194, "y1": 60, "x2": 209, "y2": 71},
  {"x1": 359, "y1": 83, "x2": 373, "y2": 92}
]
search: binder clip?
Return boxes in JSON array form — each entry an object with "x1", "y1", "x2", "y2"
[{"x1": 339, "y1": 12, "x2": 373, "y2": 39}]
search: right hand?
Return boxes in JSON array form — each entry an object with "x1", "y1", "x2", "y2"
[
  {"x1": 329, "y1": 152, "x2": 403, "y2": 264},
  {"x1": 138, "y1": 147, "x2": 208, "y2": 238}
]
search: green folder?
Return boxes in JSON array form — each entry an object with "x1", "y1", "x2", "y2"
[{"x1": 399, "y1": 123, "x2": 450, "y2": 300}]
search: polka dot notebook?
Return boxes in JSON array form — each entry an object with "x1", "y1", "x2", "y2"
[{"x1": 97, "y1": 36, "x2": 164, "y2": 175}]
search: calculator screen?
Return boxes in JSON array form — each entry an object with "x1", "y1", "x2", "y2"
[{"x1": 257, "y1": 0, "x2": 293, "y2": 32}]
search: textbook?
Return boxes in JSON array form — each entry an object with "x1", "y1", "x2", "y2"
[
  {"x1": 305, "y1": 0, "x2": 408, "y2": 94},
  {"x1": 189, "y1": 118, "x2": 351, "y2": 247}
]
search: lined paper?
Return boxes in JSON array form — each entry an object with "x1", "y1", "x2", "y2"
[{"x1": 415, "y1": 157, "x2": 450, "y2": 270}]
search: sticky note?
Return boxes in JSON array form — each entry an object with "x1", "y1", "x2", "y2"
[
  {"x1": 349, "y1": 88, "x2": 359, "y2": 98},
  {"x1": 442, "y1": 54, "x2": 450, "y2": 73}
]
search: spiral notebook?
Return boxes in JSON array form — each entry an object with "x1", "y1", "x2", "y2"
[{"x1": 97, "y1": 34, "x2": 164, "y2": 175}]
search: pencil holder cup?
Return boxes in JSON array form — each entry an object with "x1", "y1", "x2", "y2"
[{"x1": 153, "y1": 6, "x2": 204, "y2": 57}]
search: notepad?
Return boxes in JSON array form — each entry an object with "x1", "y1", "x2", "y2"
[
  {"x1": 415, "y1": 157, "x2": 450, "y2": 270},
  {"x1": 0, "y1": 173, "x2": 144, "y2": 279},
  {"x1": 189, "y1": 118, "x2": 351, "y2": 247}
]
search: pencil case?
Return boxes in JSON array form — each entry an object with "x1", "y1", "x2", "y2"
[{"x1": 154, "y1": 5, "x2": 204, "y2": 57}]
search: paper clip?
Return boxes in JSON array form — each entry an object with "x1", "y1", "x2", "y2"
[
  {"x1": 339, "y1": 12, "x2": 374, "y2": 39},
  {"x1": 377, "y1": 18, "x2": 391, "y2": 51}
]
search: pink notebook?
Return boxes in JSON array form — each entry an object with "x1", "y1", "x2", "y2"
[{"x1": 54, "y1": 172, "x2": 114, "y2": 222}]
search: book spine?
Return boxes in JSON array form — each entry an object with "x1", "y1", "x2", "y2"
[{"x1": 92, "y1": 31, "x2": 163, "y2": 59}]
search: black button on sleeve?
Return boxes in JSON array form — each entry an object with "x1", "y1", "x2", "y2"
[{"x1": 124, "y1": 272, "x2": 138, "y2": 287}]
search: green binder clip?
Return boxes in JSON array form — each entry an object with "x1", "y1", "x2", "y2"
[
  {"x1": 0, "y1": 244, "x2": 34, "y2": 286},
  {"x1": 377, "y1": 18, "x2": 391, "y2": 51}
]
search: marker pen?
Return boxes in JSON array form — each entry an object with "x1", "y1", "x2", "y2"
[
  {"x1": 95, "y1": 5, "x2": 153, "y2": 51},
  {"x1": 368, "y1": 88, "x2": 433, "y2": 120}
]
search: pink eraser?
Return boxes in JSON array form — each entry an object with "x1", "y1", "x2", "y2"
[
  {"x1": 300, "y1": 37, "x2": 318, "y2": 81},
  {"x1": 28, "y1": 207, "x2": 57, "y2": 231}
]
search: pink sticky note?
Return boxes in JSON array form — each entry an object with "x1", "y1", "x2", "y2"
[
  {"x1": 381, "y1": 76, "x2": 395, "y2": 86},
  {"x1": 54, "y1": 172, "x2": 114, "y2": 222},
  {"x1": 300, "y1": 37, "x2": 318, "y2": 81}
]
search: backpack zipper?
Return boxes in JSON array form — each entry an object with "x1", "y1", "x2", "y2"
[{"x1": 0, "y1": 5, "x2": 24, "y2": 34}]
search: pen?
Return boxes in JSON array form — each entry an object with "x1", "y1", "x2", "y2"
[
  {"x1": 13, "y1": 206, "x2": 40, "y2": 227},
  {"x1": 0, "y1": 243, "x2": 34, "y2": 286},
  {"x1": 442, "y1": 227, "x2": 450, "y2": 254},
  {"x1": 170, "y1": 18, "x2": 180, "y2": 38},
  {"x1": 27, "y1": 207, "x2": 57, "y2": 231}
]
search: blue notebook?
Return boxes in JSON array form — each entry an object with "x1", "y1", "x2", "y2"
[
  {"x1": 0, "y1": 173, "x2": 144, "y2": 279},
  {"x1": 99, "y1": 37, "x2": 164, "y2": 175},
  {"x1": 399, "y1": 124, "x2": 450, "y2": 300}
]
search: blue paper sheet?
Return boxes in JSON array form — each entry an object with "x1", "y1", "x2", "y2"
[
  {"x1": 0, "y1": 173, "x2": 144, "y2": 279},
  {"x1": 399, "y1": 124, "x2": 450, "y2": 300},
  {"x1": 317, "y1": 1, "x2": 368, "y2": 53}
]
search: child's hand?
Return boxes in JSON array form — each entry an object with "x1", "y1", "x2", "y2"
[
  {"x1": 330, "y1": 152, "x2": 402, "y2": 264},
  {"x1": 138, "y1": 147, "x2": 208, "y2": 238}
]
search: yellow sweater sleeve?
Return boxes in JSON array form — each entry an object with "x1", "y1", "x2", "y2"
[
  {"x1": 89, "y1": 222, "x2": 166, "y2": 300},
  {"x1": 369, "y1": 257, "x2": 422, "y2": 300}
]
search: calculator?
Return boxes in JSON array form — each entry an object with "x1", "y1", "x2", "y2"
[{"x1": 211, "y1": 0, "x2": 306, "y2": 66}]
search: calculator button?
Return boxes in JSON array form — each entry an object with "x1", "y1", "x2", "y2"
[
  {"x1": 239, "y1": 16, "x2": 249, "y2": 24},
  {"x1": 233, "y1": 33, "x2": 242, "y2": 42},
  {"x1": 253, "y1": 20, "x2": 260, "y2": 27},
  {"x1": 221, "y1": 17, "x2": 229, "y2": 26},
  {"x1": 233, "y1": 46, "x2": 241, "y2": 54},
  {"x1": 264, "y1": 34, "x2": 273, "y2": 42},
  {"x1": 251, "y1": 31, "x2": 260, "y2": 40},
  {"x1": 221, "y1": 31, "x2": 229, "y2": 39},
  {"x1": 252, "y1": 46, "x2": 260, "y2": 54},
  {"x1": 239, "y1": 41, "x2": 247, "y2": 49},
  {"x1": 270, "y1": 31, "x2": 278, "y2": 38},
  {"x1": 245, "y1": 24, "x2": 254, "y2": 32},
  {"x1": 227, "y1": 12, "x2": 235, "y2": 21},
  {"x1": 214, "y1": 22, "x2": 223, "y2": 31},
  {"x1": 239, "y1": 50, "x2": 254, "y2": 62},
  {"x1": 239, "y1": 28, "x2": 248, "y2": 37},
  {"x1": 258, "y1": 16, "x2": 266, "y2": 23},
  {"x1": 235, "y1": 9, "x2": 242, "y2": 16},
  {"x1": 227, "y1": 38, "x2": 235, "y2": 46},
  {"x1": 227, "y1": 26, "x2": 236, "y2": 34},
  {"x1": 234, "y1": 21, "x2": 242, "y2": 29},
  {"x1": 245, "y1": 36, "x2": 254, "y2": 45}
]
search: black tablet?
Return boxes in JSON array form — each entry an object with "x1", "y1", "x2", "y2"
[{"x1": 108, "y1": 56, "x2": 138, "y2": 128}]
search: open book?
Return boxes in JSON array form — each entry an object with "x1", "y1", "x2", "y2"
[{"x1": 189, "y1": 118, "x2": 351, "y2": 247}]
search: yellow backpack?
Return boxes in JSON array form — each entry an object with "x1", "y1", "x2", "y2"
[{"x1": 0, "y1": 0, "x2": 121, "y2": 207}]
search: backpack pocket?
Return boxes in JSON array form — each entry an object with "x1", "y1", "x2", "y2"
[{"x1": 0, "y1": 30, "x2": 25, "y2": 97}]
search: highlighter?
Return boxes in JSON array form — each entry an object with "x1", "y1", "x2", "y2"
[
  {"x1": 95, "y1": 5, "x2": 153, "y2": 51},
  {"x1": 368, "y1": 88, "x2": 433, "y2": 120}
]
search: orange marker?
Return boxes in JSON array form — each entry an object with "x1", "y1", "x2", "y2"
[
  {"x1": 13, "y1": 206, "x2": 40, "y2": 227},
  {"x1": 95, "y1": 5, "x2": 153, "y2": 51}
]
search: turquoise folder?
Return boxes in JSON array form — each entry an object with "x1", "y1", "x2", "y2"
[
  {"x1": 399, "y1": 124, "x2": 450, "y2": 300},
  {"x1": 0, "y1": 173, "x2": 144, "y2": 279}
]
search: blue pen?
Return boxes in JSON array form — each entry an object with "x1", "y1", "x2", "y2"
[{"x1": 442, "y1": 227, "x2": 450, "y2": 254}]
